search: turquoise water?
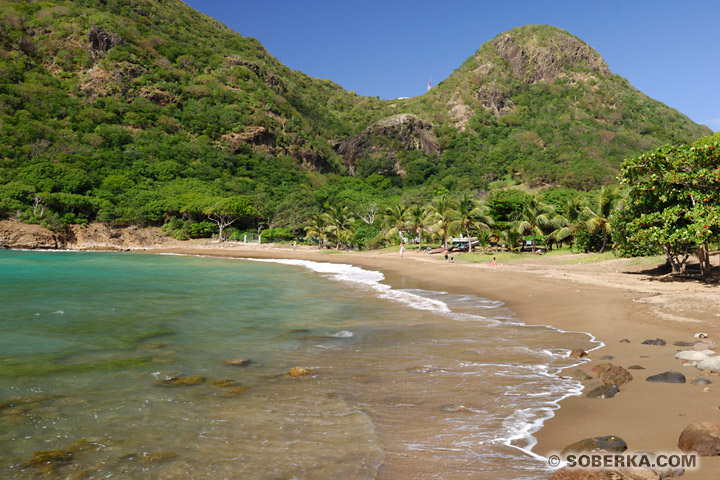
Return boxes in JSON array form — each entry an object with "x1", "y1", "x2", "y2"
[{"x1": 0, "y1": 251, "x2": 595, "y2": 479}]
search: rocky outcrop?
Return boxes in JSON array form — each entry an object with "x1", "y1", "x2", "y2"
[
  {"x1": 337, "y1": 114, "x2": 439, "y2": 175},
  {"x1": 226, "y1": 56, "x2": 286, "y2": 93},
  {"x1": 0, "y1": 220, "x2": 178, "y2": 251},
  {"x1": 65, "y1": 223, "x2": 171, "y2": 250},
  {"x1": 477, "y1": 82, "x2": 515, "y2": 117},
  {"x1": 492, "y1": 27, "x2": 609, "y2": 84},
  {"x1": 87, "y1": 25, "x2": 125, "y2": 60},
  {"x1": 0, "y1": 220, "x2": 63, "y2": 249},
  {"x1": 222, "y1": 126, "x2": 276, "y2": 151}
]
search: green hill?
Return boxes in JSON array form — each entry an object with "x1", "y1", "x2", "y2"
[{"x1": 0, "y1": 1, "x2": 711, "y2": 234}]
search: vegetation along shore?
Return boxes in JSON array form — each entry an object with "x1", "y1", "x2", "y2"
[{"x1": 1, "y1": 0, "x2": 719, "y2": 478}]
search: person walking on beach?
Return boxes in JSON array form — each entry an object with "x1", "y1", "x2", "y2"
[{"x1": 399, "y1": 243, "x2": 405, "y2": 258}]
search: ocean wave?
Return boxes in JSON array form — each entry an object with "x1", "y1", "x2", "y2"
[{"x1": 247, "y1": 258, "x2": 451, "y2": 313}]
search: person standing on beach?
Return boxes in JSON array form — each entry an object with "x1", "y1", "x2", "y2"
[{"x1": 399, "y1": 243, "x2": 405, "y2": 258}]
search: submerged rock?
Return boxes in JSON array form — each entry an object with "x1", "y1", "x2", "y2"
[
  {"x1": 223, "y1": 386, "x2": 250, "y2": 397},
  {"x1": 568, "y1": 349, "x2": 587, "y2": 359},
  {"x1": 674, "y1": 341, "x2": 698, "y2": 347},
  {"x1": 646, "y1": 372, "x2": 686, "y2": 384},
  {"x1": 571, "y1": 369, "x2": 593, "y2": 380},
  {"x1": 599, "y1": 355, "x2": 615, "y2": 361},
  {"x1": 212, "y1": 379, "x2": 237, "y2": 388},
  {"x1": 405, "y1": 366, "x2": 437, "y2": 373},
  {"x1": 561, "y1": 435, "x2": 627, "y2": 455},
  {"x1": 154, "y1": 375, "x2": 205, "y2": 387},
  {"x1": 440, "y1": 404, "x2": 462, "y2": 412},
  {"x1": 586, "y1": 384, "x2": 620, "y2": 399},
  {"x1": 224, "y1": 358, "x2": 252, "y2": 367},
  {"x1": 287, "y1": 367, "x2": 309, "y2": 377},
  {"x1": 641, "y1": 338, "x2": 666, "y2": 346},
  {"x1": 20, "y1": 449, "x2": 73, "y2": 470},
  {"x1": 619, "y1": 339, "x2": 631, "y2": 343},
  {"x1": 628, "y1": 365, "x2": 646, "y2": 370}
]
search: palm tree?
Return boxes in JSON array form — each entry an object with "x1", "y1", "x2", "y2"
[
  {"x1": 406, "y1": 204, "x2": 431, "y2": 250},
  {"x1": 323, "y1": 205, "x2": 356, "y2": 249},
  {"x1": 584, "y1": 186, "x2": 618, "y2": 253},
  {"x1": 304, "y1": 214, "x2": 330, "y2": 248},
  {"x1": 449, "y1": 193, "x2": 494, "y2": 252},
  {"x1": 512, "y1": 194, "x2": 554, "y2": 253},
  {"x1": 427, "y1": 195, "x2": 456, "y2": 249},
  {"x1": 552, "y1": 196, "x2": 587, "y2": 248},
  {"x1": 383, "y1": 204, "x2": 409, "y2": 244},
  {"x1": 501, "y1": 228, "x2": 523, "y2": 253}
]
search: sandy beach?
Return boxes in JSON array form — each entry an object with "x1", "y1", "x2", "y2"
[{"x1": 145, "y1": 241, "x2": 720, "y2": 479}]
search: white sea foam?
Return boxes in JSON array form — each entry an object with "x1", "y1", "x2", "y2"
[
  {"x1": 247, "y1": 258, "x2": 451, "y2": 313},
  {"x1": 329, "y1": 330, "x2": 354, "y2": 338}
]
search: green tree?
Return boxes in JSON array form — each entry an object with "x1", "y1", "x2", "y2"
[
  {"x1": 406, "y1": 204, "x2": 431, "y2": 250},
  {"x1": 512, "y1": 194, "x2": 554, "y2": 253},
  {"x1": 323, "y1": 205, "x2": 356, "y2": 249},
  {"x1": 427, "y1": 195, "x2": 456, "y2": 249},
  {"x1": 616, "y1": 143, "x2": 720, "y2": 276},
  {"x1": 203, "y1": 196, "x2": 257, "y2": 242},
  {"x1": 450, "y1": 193, "x2": 493, "y2": 252}
]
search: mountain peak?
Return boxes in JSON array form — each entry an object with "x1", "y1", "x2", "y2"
[{"x1": 491, "y1": 25, "x2": 609, "y2": 84}]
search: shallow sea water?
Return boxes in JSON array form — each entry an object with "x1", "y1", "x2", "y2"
[{"x1": 0, "y1": 251, "x2": 597, "y2": 479}]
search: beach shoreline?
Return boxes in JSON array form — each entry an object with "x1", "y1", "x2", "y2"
[{"x1": 146, "y1": 242, "x2": 720, "y2": 478}]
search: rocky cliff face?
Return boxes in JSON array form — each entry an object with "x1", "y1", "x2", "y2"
[
  {"x1": 0, "y1": 220, "x2": 175, "y2": 251},
  {"x1": 337, "y1": 114, "x2": 439, "y2": 175},
  {"x1": 0, "y1": 220, "x2": 63, "y2": 250}
]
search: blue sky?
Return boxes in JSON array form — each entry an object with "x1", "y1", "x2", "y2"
[{"x1": 184, "y1": 0, "x2": 719, "y2": 132}]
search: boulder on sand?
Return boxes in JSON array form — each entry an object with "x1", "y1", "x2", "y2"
[
  {"x1": 591, "y1": 363, "x2": 633, "y2": 386},
  {"x1": 645, "y1": 372, "x2": 685, "y2": 384},
  {"x1": 678, "y1": 422, "x2": 720, "y2": 456},
  {"x1": 696, "y1": 356, "x2": 720, "y2": 373},
  {"x1": 569, "y1": 349, "x2": 587, "y2": 359},
  {"x1": 561, "y1": 435, "x2": 627, "y2": 455}
]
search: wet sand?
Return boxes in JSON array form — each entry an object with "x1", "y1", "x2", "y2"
[{"x1": 148, "y1": 243, "x2": 720, "y2": 479}]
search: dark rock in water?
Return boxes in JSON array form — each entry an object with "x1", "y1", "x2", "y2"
[
  {"x1": 586, "y1": 384, "x2": 620, "y2": 399},
  {"x1": 441, "y1": 404, "x2": 462, "y2": 412},
  {"x1": 599, "y1": 355, "x2": 615, "y2": 361},
  {"x1": 628, "y1": 365, "x2": 646, "y2": 370},
  {"x1": 352, "y1": 375, "x2": 376, "y2": 384},
  {"x1": 674, "y1": 341, "x2": 698, "y2": 347},
  {"x1": 561, "y1": 435, "x2": 627, "y2": 455},
  {"x1": 20, "y1": 449, "x2": 73, "y2": 470},
  {"x1": 224, "y1": 358, "x2": 252, "y2": 367},
  {"x1": 691, "y1": 379, "x2": 712, "y2": 386},
  {"x1": 212, "y1": 379, "x2": 236, "y2": 388},
  {"x1": 286, "y1": 329, "x2": 310, "y2": 334},
  {"x1": 142, "y1": 452, "x2": 177, "y2": 464},
  {"x1": 591, "y1": 363, "x2": 633, "y2": 386},
  {"x1": 568, "y1": 348, "x2": 587, "y2": 359},
  {"x1": 619, "y1": 339, "x2": 631, "y2": 343},
  {"x1": 678, "y1": 422, "x2": 720, "y2": 456},
  {"x1": 571, "y1": 369, "x2": 593, "y2": 380},
  {"x1": 641, "y1": 338, "x2": 666, "y2": 346},
  {"x1": 646, "y1": 371, "x2": 686, "y2": 383},
  {"x1": 222, "y1": 386, "x2": 250, "y2": 397},
  {"x1": 549, "y1": 466, "x2": 655, "y2": 479},
  {"x1": 154, "y1": 375, "x2": 205, "y2": 387}
]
